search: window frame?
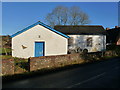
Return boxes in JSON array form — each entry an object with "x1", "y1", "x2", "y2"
[{"x1": 86, "y1": 37, "x2": 93, "y2": 47}]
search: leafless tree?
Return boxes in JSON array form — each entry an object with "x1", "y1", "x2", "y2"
[
  {"x1": 79, "y1": 11, "x2": 90, "y2": 25},
  {"x1": 45, "y1": 6, "x2": 90, "y2": 27},
  {"x1": 69, "y1": 6, "x2": 90, "y2": 25},
  {"x1": 45, "y1": 6, "x2": 68, "y2": 27},
  {"x1": 69, "y1": 6, "x2": 81, "y2": 25}
]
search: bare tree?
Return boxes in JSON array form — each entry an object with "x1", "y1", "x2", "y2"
[
  {"x1": 45, "y1": 6, "x2": 68, "y2": 27},
  {"x1": 69, "y1": 6, "x2": 90, "y2": 25},
  {"x1": 79, "y1": 11, "x2": 90, "y2": 25},
  {"x1": 69, "y1": 6, "x2": 81, "y2": 25},
  {"x1": 45, "y1": 6, "x2": 90, "y2": 27}
]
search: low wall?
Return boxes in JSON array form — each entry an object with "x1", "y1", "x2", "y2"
[
  {"x1": 29, "y1": 53, "x2": 84, "y2": 71},
  {"x1": 2, "y1": 59, "x2": 14, "y2": 75}
]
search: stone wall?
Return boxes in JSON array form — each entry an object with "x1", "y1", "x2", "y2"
[
  {"x1": 2, "y1": 59, "x2": 14, "y2": 75},
  {"x1": 29, "y1": 53, "x2": 84, "y2": 71}
]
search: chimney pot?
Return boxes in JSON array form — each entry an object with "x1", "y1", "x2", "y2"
[
  {"x1": 106, "y1": 28, "x2": 110, "y2": 30},
  {"x1": 115, "y1": 26, "x2": 119, "y2": 28}
]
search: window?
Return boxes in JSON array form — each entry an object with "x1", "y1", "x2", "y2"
[{"x1": 86, "y1": 37, "x2": 92, "y2": 47}]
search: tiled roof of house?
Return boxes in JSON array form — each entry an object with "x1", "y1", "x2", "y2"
[{"x1": 54, "y1": 25, "x2": 106, "y2": 35}]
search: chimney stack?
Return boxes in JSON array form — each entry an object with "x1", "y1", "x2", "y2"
[
  {"x1": 115, "y1": 26, "x2": 119, "y2": 28},
  {"x1": 106, "y1": 28, "x2": 110, "y2": 30}
]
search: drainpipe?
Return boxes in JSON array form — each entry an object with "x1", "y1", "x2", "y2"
[{"x1": 102, "y1": 35, "x2": 105, "y2": 57}]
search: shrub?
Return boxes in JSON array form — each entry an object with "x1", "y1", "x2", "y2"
[{"x1": 106, "y1": 45, "x2": 120, "y2": 56}]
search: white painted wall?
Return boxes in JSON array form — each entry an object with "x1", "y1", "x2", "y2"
[
  {"x1": 12, "y1": 25, "x2": 68, "y2": 58},
  {"x1": 68, "y1": 35, "x2": 106, "y2": 52}
]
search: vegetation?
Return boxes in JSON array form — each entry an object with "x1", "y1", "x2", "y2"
[
  {"x1": 106, "y1": 44, "x2": 120, "y2": 50},
  {"x1": 0, "y1": 55, "x2": 12, "y2": 59},
  {"x1": 0, "y1": 48, "x2": 12, "y2": 55},
  {"x1": 0, "y1": 35, "x2": 12, "y2": 55},
  {"x1": 106, "y1": 44, "x2": 120, "y2": 56},
  {"x1": 12, "y1": 57, "x2": 29, "y2": 73},
  {"x1": 45, "y1": 6, "x2": 90, "y2": 27},
  {"x1": 0, "y1": 35, "x2": 11, "y2": 48}
]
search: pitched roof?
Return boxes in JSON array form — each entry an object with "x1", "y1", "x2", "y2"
[
  {"x1": 11, "y1": 21, "x2": 70, "y2": 38},
  {"x1": 106, "y1": 27, "x2": 120, "y2": 43},
  {"x1": 54, "y1": 25, "x2": 106, "y2": 35}
]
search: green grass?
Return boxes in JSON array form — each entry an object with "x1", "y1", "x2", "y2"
[
  {"x1": 0, "y1": 48, "x2": 12, "y2": 54},
  {"x1": 0, "y1": 55, "x2": 13, "y2": 59}
]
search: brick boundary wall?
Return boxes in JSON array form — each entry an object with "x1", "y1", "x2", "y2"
[
  {"x1": 2, "y1": 59, "x2": 14, "y2": 75},
  {"x1": 29, "y1": 53, "x2": 84, "y2": 72}
]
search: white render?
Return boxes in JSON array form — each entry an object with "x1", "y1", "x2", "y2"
[
  {"x1": 12, "y1": 25, "x2": 68, "y2": 58},
  {"x1": 68, "y1": 35, "x2": 106, "y2": 52}
]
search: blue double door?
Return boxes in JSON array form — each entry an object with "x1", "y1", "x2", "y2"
[{"x1": 35, "y1": 42, "x2": 44, "y2": 57}]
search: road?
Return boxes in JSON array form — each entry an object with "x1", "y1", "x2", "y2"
[{"x1": 3, "y1": 58, "x2": 120, "y2": 88}]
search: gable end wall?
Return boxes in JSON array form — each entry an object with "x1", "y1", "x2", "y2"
[{"x1": 12, "y1": 25, "x2": 68, "y2": 58}]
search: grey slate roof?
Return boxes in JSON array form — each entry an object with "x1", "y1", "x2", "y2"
[{"x1": 54, "y1": 25, "x2": 106, "y2": 35}]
